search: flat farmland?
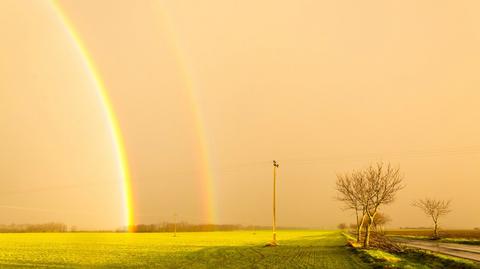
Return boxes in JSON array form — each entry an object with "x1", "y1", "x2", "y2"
[
  {"x1": 385, "y1": 229, "x2": 480, "y2": 239},
  {"x1": 386, "y1": 229, "x2": 480, "y2": 246},
  {"x1": 0, "y1": 230, "x2": 369, "y2": 268}
]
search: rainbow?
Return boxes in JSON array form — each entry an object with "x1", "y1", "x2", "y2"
[
  {"x1": 154, "y1": 6, "x2": 218, "y2": 224},
  {"x1": 49, "y1": 1, "x2": 135, "y2": 231},
  {"x1": 183, "y1": 77, "x2": 218, "y2": 224},
  {"x1": 48, "y1": 1, "x2": 218, "y2": 226}
]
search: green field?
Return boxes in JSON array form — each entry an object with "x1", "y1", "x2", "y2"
[{"x1": 0, "y1": 230, "x2": 370, "y2": 268}]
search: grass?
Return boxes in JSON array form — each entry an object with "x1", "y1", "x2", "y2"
[
  {"x1": 356, "y1": 248, "x2": 480, "y2": 269},
  {"x1": 0, "y1": 230, "x2": 370, "y2": 268},
  {"x1": 362, "y1": 249, "x2": 401, "y2": 263},
  {"x1": 385, "y1": 229, "x2": 480, "y2": 239},
  {"x1": 343, "y1": 233, "x2": 480, "y2": 269},
  {"x1": 440, "y1": 238, "x2": 480, "y2": 246},
  {"x1": 385, "y1": 229, "x2": 480, "y2": 245},
  {"x1": 397, "y1": 250, "x2": 480, "y2": 269}
]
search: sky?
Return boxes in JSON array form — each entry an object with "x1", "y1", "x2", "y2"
[{"x1": 1, "y1": 0, "x2": 480, "y2": 230}]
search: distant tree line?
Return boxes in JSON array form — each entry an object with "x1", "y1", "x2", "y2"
[
  {"x1": 133, "y1": 222, "x2": 242, "y2": 233},
  {"x1": 130, "y1": 223, "x2": 305, "y2": 233},
  {"x1": 0, "y1": 222, "x2": 307, "y2": 233},
  {"x1": 0, "y1": 222, "x2": 67, "y2": 232}
]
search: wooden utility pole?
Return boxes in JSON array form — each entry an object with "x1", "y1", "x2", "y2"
[
  {"x1": 272, "y1": 160, "x2": 279, "y2": 246},
  {"x1": 173, "y1": 213, "x2": 177, "y2": 237}
]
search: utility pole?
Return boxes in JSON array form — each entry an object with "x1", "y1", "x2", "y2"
[
  {"x1": 173, "y1": 213, "x2": 177, "y2": 237},
  {"x1": 272, "y1": 160, "x2": 279, "y2": 246}
]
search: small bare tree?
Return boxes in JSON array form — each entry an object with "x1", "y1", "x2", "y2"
[
  {"x1": 365, "y1": 212, "x2": 391, "y2": 234},
  {"x1": 413, "y1": 198, "x2": 451, "y2": 239}
]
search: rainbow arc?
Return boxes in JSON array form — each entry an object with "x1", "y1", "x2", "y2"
[
  {"x1": 50, "y1": 0, "x2": 217, "y2": 229},
  {"x1": 50, "y1": 1, "x2": 135, "y2": 231}
]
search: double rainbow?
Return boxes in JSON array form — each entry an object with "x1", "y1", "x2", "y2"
[{"x1": 49, "y1": 1, "x2": 217, "y2": 230}]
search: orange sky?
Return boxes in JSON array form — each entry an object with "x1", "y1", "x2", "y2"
[{"x1": 1, "y1": 0, "x2": 480, "y2": 230}]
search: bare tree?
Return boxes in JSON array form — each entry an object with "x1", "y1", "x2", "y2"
[
  {"x1": 338, "y1": 223, "x2": 347, "y2": 230},
  {"x1": 361, "y1": 163, "x2": 404, "y2": 248},
  {"x1": 336, "y1": 162, "x2": 403, "y2": 248},
  {"x1": 336, "y1": 170, "x2": 368, "y2": 243},
  {"x1": 413, "y1": 198, "x2": 451, "y2": 239}
]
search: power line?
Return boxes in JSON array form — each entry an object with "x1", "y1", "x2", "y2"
[
  {"x1": 278, "y1": 146, "x2": 480, "y2": 167},
  {"x1": 2, "y1": 145, "x2": 479, "y2": 196}
]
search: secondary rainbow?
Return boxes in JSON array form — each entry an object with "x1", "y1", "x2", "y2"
[
  {"x1": 154, "y1": 4, "x2": 218, "y2": 224},
  {"x1": 50, "y1": 1, "x2": 135, "y2": 231}
]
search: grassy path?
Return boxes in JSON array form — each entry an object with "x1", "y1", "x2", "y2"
[{"x1": 0, "y1": 231, "x2": 370, "y2": 268}]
